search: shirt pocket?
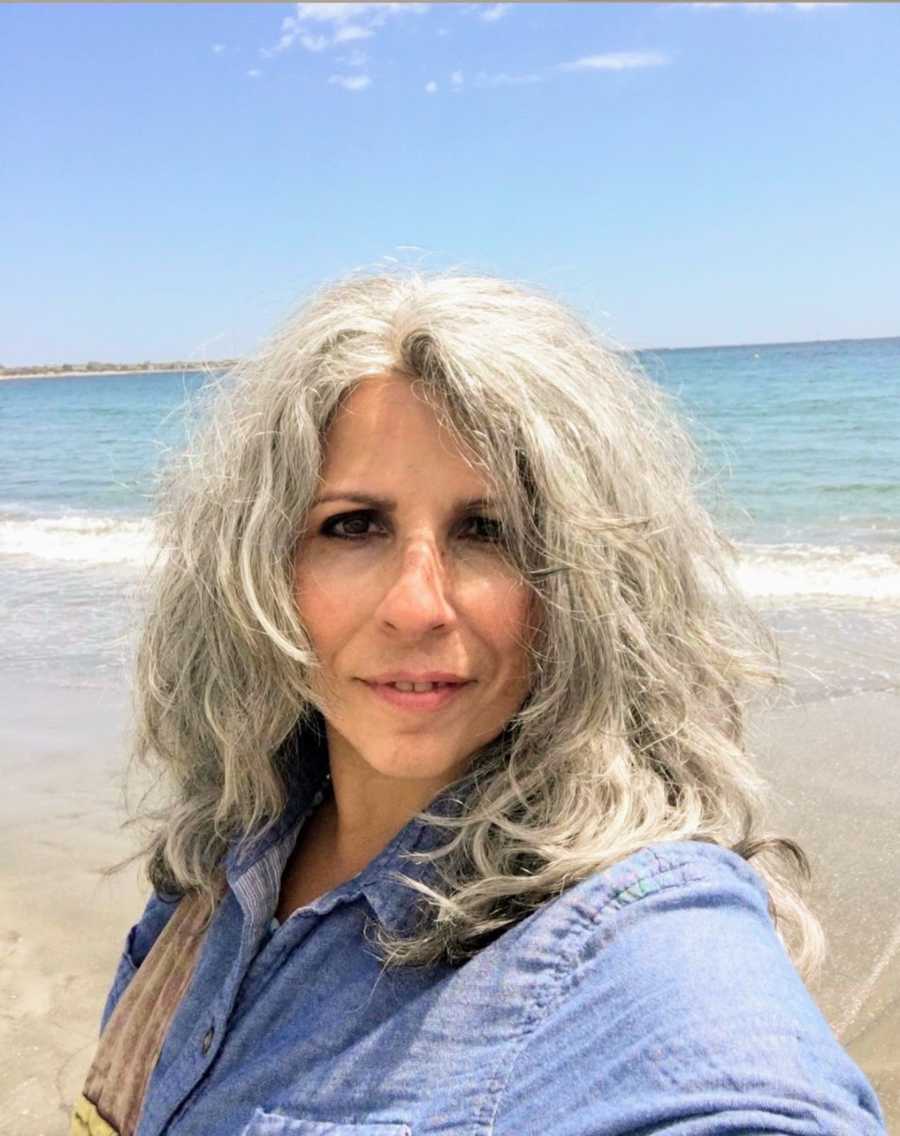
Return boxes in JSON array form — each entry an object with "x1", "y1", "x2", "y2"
[{"x1": 240, "y1": 1113, "x2": 412, "y2": 1136}]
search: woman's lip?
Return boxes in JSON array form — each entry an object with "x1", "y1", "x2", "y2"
[{"x1": 363, "y1": 680, "x2": 472, "y2": 712}]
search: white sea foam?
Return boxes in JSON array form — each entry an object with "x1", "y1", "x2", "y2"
[
  {"x1": 732, "y1": 543, "x2": 900, "y2": 602},
  {"x1": 0, "y1": 513, "x2": 159, "y2": 566}
]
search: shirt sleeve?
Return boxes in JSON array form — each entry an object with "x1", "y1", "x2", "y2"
[
  {"x1": 99, "y1": 889, "x2": 182, "y2": 1034},
  {"x1": 490, "y1": 848, "x2": 887, "y2": 1136}
]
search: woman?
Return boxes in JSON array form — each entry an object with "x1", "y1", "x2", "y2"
[{"x1": 73, "y1": 270, "x2": 885, "y2": 1135}]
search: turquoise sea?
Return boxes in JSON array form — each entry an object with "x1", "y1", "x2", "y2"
[{"x1": 2, "y1": 337, "x2": 899, "y2": 695}]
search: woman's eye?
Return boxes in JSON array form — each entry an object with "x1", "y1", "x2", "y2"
[
  {"x1": 320, "y1": 510, "x2": 503, "y2": 543},
  {"x1": 464, "y1": 515, "x2": 504, "y2": 542},
  {"x1": 321, "y1": 511, "x2": 375, "y2": 539}
]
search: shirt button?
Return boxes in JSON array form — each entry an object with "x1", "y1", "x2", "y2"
[{"x1": 201, "y1": 1026, "x2": 214, "y2": 1054}]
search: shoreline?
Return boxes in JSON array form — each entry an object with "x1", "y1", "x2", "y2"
[{"x1": 0, "y1": 367, "x2": 218, "y2": 382}]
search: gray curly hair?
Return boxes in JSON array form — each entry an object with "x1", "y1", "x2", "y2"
[{"x1": 126, "y1": 267, "x2": 823, "y2": 977}]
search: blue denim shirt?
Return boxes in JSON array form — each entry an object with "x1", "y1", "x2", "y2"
[{"x1": 99, "y1": 748, "x2": 885, "y2": 1136}]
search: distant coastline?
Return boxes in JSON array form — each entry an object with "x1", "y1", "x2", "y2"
[
  {"x1": 4, "y1": 335, "x2": 898, "y2": 383},
  {"x1": 0, "y1": 359, "x2": 237, "y2": 382}
]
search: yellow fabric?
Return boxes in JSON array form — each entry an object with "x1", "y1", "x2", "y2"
[{"x1": 70, "y1": 1093, "x2": 121, "y2": 1136}]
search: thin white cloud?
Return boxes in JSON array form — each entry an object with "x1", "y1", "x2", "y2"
[
  {"x1": 296, "y1": 2, "x2": 428, "y2": 24},
  {"x1": 480, "y1": 3, "x2": 512, "y2": 22},
  {"x1": 450, "y1": 69, "x2": 464, "y2": 87},
  {"x1": 299, "y1": 34, "x2": 328, "y2": 52},
  {"x1": 212, "y1": 43, "x2": 226, "y2": 55},
  {"x1": 328, "y1": 73, "x2": 372, "y2": 92},
  {"x1": 264, "y1": 3, "x2": 429, "y2": 56},
  {"x1": 474, "y1": 49, "x2": 667, "y2": 90},
  {"x1": 246, "y1": 68, "x2": 262, "y2": 79},
  {"x1": 425, "y1": 80, "x2": 438, "y2": 94},
  {"x1": 560, "y1": 51, "x2": 669, "y2": 73},
  {"x1": 260, "y1": 19, "x2": 299, "y2": 58},
  {"x1": 334, "y1": 24, "x2": 374, "y2": 43}
]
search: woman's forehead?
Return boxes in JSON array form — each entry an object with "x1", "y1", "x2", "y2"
[
  {"x1": 329, "y1": 371, "x2": 430, "y2": 425},
  {"x1": 321, "y1": 375, "x2": 483, "y2": 482}
]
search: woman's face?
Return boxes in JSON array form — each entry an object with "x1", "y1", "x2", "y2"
[{"x1": 293, "y1": 372, "x2": 537, "y2": 794}]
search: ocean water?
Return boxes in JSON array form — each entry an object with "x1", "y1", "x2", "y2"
[{"x1": 1, "y1": 338, "x2": 898, "y2": 696}]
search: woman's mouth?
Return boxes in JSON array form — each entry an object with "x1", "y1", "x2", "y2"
[{"x1": 363, "y1": 680, "x2": 471, "y2": 712}]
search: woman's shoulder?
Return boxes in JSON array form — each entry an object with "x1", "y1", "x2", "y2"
[
  {"x1": 488, "y1": 838, "x2": 785, "y2": 1030},
  {"x1": 571, "y1": 837, "x2": 768, "y2": 916},
  {"x1": 511, "y1": 838, "x2": 812, "y2": 1031},
  {"x1": 490, "y1": 840, "x2": 887, "y2": 1133},
  {"x1": 513, "y1": 838, "x2": 772, "y2": 958},
  {"x1": 533, "y1": 838, "x2": 793, "y2": 1013}
]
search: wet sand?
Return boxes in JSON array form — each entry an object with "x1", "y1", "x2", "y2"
[{"x1": 1, "y1": 652, "x2": 898, "y2": 1133}]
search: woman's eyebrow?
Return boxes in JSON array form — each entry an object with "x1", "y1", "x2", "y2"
[{"x1": 311, "y1": 491, "x2": 497, "y2": 512}]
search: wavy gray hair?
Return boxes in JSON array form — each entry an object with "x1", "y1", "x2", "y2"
[{"x1": 127, "y1": 268, "x2": 823, "y2": 977}]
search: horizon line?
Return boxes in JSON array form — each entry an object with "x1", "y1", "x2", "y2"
[
  {"x1": 3, "y1": 333, "x2": 898, "y2": 375},
  {"x1": 636, "y1": 332, "x2": 899, "y2": 354}
]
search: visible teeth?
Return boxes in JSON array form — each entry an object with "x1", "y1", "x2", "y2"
[{"x1": 389, "y1": 681, "x2": 449, "y2": 692}]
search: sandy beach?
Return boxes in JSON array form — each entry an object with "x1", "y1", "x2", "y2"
[{"x1": 2, "y1": 618, "x2": 898, "y2": 1134}]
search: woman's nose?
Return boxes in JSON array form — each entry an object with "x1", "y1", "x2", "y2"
[{"x1": 375, "y1": 538, "x2": 457, "y2": 627}]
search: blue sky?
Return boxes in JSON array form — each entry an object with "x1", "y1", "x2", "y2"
[{"x1": 3, "y1": 2, "x2": 899, "y2": 364}]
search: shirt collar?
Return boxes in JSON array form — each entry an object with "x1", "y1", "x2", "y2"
[{"x1": 354, "y1": 778, "x2": 475, "y2": 934}]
